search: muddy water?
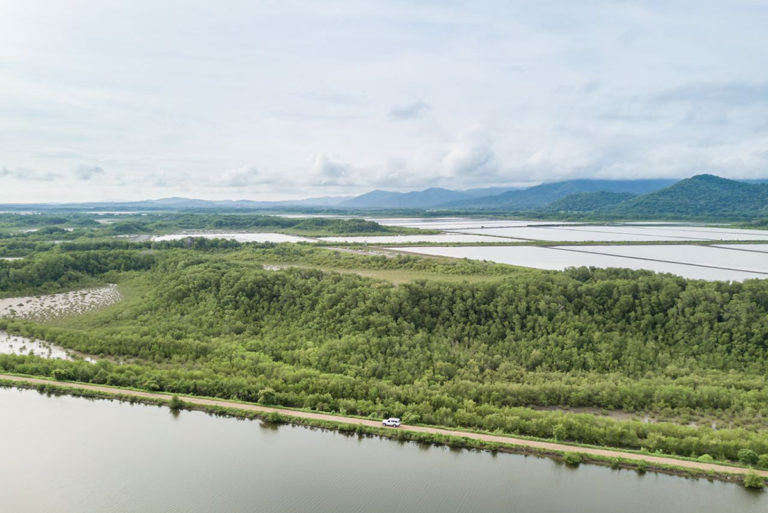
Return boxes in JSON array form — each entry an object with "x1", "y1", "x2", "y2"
[{"x1": 0, "y1": 331, "x2": 95, "y2": 362}]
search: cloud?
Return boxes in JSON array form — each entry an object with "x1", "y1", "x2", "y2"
[
  {"x1": 309, "y1": 154, "x2": 357, "y2": 186},
  {"x1": 652, "y1": 82, "x2": 768, "y2": 107},
  {"x1": 215, "y1": 166, "x2": 291, "y2": 187},
  {"x1": 148, "y1": 170, "x2": 170, "y2": 187},
  {"x1": 219, "y1": 166, "x2": 262, "y2": 187},
  {"x1": 440, "y1": 128, "x2": 497, "y2": 180},
  {"x1": 2, "y1": 1, "x2": 768, "y2": 201},
  {"x1": 0, "y1": 166, "x2": 60, "y2": 181},
  {"x1": 73, "y1": 164, "x2": 105, "y2": 180},
  {"x1": 389, "y1": 100, "x2": 430, "y2": 120},
  {"x1": 36, "y1": 148, "x2": 82, "y2": 159}
]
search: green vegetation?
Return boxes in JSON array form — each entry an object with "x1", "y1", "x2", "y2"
[
  {"x1": 613, "y1": 175, "x2": 768, "y2": 219},
  {"x1": 0, "y1": 249, "x2": 155, "y2": 297},
  {"x1": 439, "y1": 175, "x2": 768, "y2": 222},
  {"x1": 743, "y1": 471, "x2": 765, "y2": 489},
  {"x1": 739, "y1": 449, "x2": 760, "y2": 466},
  {"x1": 169, "y1": 395, "x2": 184, "y2": 411},
  {"x1": 1, "y1": 241, "x2": 768, "y2": 464},
  {"x1": 0, "y1": 213, "x2": 434, "y2": 252},
  {"x1": 544, "y1": 192, "x2": 636, "y2": 213},
  {"x1": 1, "y1": 215, "x2": 768, "y2": 474},
  {"x1": 100, "y1": 213, "x2": 431, "y2": 236},
  {"x1": 2, "y1": 379, "x2": 755, "y2": 486},
  {"x1": 532, "y1": 175, "x2": 768, "y2": 220},
  {"x1": 563, "y1": 452, "x2": 583, "y2": 466}
]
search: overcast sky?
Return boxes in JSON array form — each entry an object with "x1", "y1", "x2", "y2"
[{"x1": 1, "y1": 0, "x2": 767, "y2": 202}]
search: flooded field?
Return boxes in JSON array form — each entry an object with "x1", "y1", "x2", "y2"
[
  {"x1": 567, "y1": 245, "x2": 768, "y2": 274},
  {"x1": 0, "y1": 284, "x2": 121, "y2": 321},
  {"x1": 115, "y1": 219, "x2": 768, "y2": 246},
  {"x1": 370, "y1": 217, "x2": 572, "y2": 230},
  {"x1": 0, "y1": 332, "x2": 76, "y2": 360},
  {"x1": 0, "y1": 388, "x2": 764, "y2": 513},
  {"x1": 391, "y1": 245, "x2": 768, "y2": 281},
  {"x1": 553, "y1": 225, "x2": 768, "y2": 241},
  {"x1": 318, "y1": 234, "x2": 519, "y2": 244},
  {"x1": 451, "y1": 225, "x2": 768, "y2": 242}
]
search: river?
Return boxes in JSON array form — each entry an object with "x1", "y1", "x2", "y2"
[{"x1": 0, "y1": 387, "x2": 763, "y2": 513}]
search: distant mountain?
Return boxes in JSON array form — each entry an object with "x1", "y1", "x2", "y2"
[
  {"x1": 0, "y1": 195, "x2": 354, "y2": 211},
  {"x1": 544, "y1": 191, "x2": 636, "y2": 213},
  {"x1": 4, "y1": 175, "x2": 767, "y2": 217},
  {"x1": 288, "y1": 195, "x2": 353, "y2": 206},
  {"x1": 440, "y1": 178, "x2": 677, "y2": 210},
  {"x1": 340, "y1": 187, "x2": 473, "y2": 209},
  {"x1": 460, "y1": 186, "x2": 521, "y2": 197},
  {"x1": 614, "y1": 174, "x2": 768, "y2": 218}
]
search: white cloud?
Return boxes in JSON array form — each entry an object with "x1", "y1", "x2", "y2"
[
  {"x1": 440, "y1": 128, "x2": 497, "y2": 180},
  {"x1": 309, "y1": 154, "x2": 357, "y2": 186},
  {"x1": 216, "y1": 166, "x2": 278, "y2": 187},
  {"x1": 389, "y1": 100, "x2": 430, "y2": 120},
  {"x1": 0, "y1": 166, "x2": 60, "y2": 181},
  {"x1": 0, "y1": 1, "x2": 767, "y2": 201},
  {"x1": 73, "y1": 164, "x2": 104, "y2": 180}
]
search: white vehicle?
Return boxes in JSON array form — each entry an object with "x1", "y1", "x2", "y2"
[{"x1": 382, "y1": 417, "x2": 401, "y2": 427}]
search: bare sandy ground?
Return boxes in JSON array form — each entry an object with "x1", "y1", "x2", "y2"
[
  {"x1": 0, "y1": 285, "x2": 121, "y2": 321},
  {"x1": 2, "y1": 374, "x2": 765, "y2": 479}
]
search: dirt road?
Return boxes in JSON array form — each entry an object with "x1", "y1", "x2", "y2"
[{"x1": 2, "y1": 373, "x2": 766, "y2": 479}]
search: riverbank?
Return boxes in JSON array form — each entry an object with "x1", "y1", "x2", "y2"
[{"x1": 1, "y1": 373, "x2": 765, "y2": 488}]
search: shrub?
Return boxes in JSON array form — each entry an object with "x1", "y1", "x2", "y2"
[
  {"x1": 743, "y1": 471, "x2": 765, "y2": 489},
  {"x1": 697, "y1": 454, "x2": 714, "y2": 463},
  {"x1": 168, "y1": 395, "x2": 184, "y2": 411},
  {"x1": 738, "y1": 449, "x2": 759, "y2": 466},
  {"x1": 758, "y1": 454, "x2": 768, "y2": 469},
  {"x1": 258, "y1": 387, "x2": 276, "y2": 405},
  {"x1": 553, "y1": 423, "x2": 567, "y2": 441},
  {"x1": 563, "y1": 452, "x2": 582, "y2": 466}
]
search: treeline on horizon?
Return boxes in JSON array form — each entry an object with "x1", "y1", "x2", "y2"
[
  {"x1": 0, "y1": 212, "x2": 426, "y2": 238},
  {"x1": 2, "y1": 243, "x2": 768, "y2": 463}
]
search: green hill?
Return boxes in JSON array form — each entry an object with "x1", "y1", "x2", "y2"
[
  {"x1": 616, "y1": 174, "x2": 768, "y2": 218},
  {"x1": 544, "y1": 191, "x2": 636, "y2": 213},
  {"x1": 440, "y1": 179, "x2": 675, "y2": 210}
]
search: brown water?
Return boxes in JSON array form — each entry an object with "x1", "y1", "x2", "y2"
[{"x1": 0, "y1": 387, "x2": 764, "y2": 513}]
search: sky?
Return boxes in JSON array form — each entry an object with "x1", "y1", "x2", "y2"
[{"x1": 0, "y1": 0, "x2": 767, "y2": 202}]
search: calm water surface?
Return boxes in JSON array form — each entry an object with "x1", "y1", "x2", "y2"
[
  {"x1": 393, "y1": 245, "x2": 767, "y2": 281},
  {"x1": 0, "y1": 387, "x2": 764, "y2": 513}
]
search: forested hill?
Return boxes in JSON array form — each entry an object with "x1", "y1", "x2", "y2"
[
  {"x1": 473, "y1": 174, "x2": 768, "y2": 219},
  {"x1": 612, "y1": 174, "x2": 768, "y2": 218},
  {"x1": 5, "y1": 246, "x2": 768, "y2": 460},
  {"x1": 543, "y1": 191, "x2": 636, "y2": 213},
  {"x1": 440, "y1": 179, "x2": 675, "y2": 210}
]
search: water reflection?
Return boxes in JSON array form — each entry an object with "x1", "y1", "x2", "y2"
[{"x1": 0, "y1": 388, "x2": 763, "y2": 513}]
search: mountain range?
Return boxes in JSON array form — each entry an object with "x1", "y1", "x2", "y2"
[
  {"x1": 1, "y1": 174, "x2": 767, "y2": 219},
  {"x1": 435, "y1": 178, "x2": 678, "y2": 210},
  {"x1": 338, "y1": 186, "x2": 514, "y2": 209}
]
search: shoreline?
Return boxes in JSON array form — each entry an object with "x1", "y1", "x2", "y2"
[{"x1": 1, "y1": 373, "x2": 765, "y2": 488}]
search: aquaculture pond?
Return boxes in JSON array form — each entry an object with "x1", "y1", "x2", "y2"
[
  {"x1": 0, "y1": 388, "x2": 764, "y2": 513},
  {"x1": 392, "y1": 245, "x2": 768, "y2": 281}
]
